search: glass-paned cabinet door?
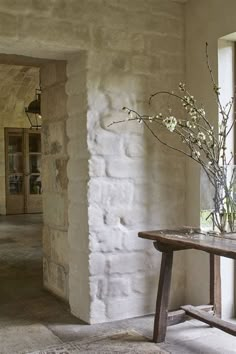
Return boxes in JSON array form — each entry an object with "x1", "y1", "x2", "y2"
[
  {"x1": 28, "y1": 132, "x2": 42, "y2": 195},
  {"x1": 5, "y1": 128, "x2": 42, "y2": 214},
  {"x1": 7, "y1": 133, "x2": 24, "y2": 195}
]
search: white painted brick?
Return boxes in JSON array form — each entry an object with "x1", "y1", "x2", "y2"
[
  {"x1": 90, "y1": 278, "x2": 107, "y2": 301},
  {"x1": 106, "y1": 295, "x2": 156, "y2": 321},
  {"x1": 90, "y1": 299, "x2": 106, "y2": 324},
  {"x1": 88, "y1": 89, "x2": 110, "y2": 114},
  {"x1": 89, "y1": 253, "x2": 106, "y2": 276},
  {"x1": 108, "y1": 278, "x2": 130, "y2": 298},
  {"x1": 89, "y1": 130, "x2": 123, "y2": 156},
  {"x1": 90, "y1": 227, "x2": 124, "y2": 253},
  {"x1": 88, "y1": 179, "x2": 134, "y2": 206},
  {"x1": 123, "y1": 231, "x2": 153, "y2": 252},
  {"x1": 88, "y1": 205, "x2": 104, "y2": 229},
  {"x1": 89, "y1": 157, "x2": 106, "y2": 177},
  {"x1": 108, "y1": 253, "x2": 148, "y2": 274},
  {"x1": 106, "y1": 158, "x2": 147, "y2": 179}
]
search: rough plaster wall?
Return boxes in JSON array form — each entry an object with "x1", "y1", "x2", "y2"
[
  {"x1": 185, "y1": 0, "x2": 236, "y2": 318},
  {"x1": 85, "y1": 2, "x2": 186, "y2": 322},
  {"x1": 0, "y1": 64, "x2": 39, "y2": 215},
  {"x1": 41, "y1": 61, "x2": 69, "y2": 301},
  {"x1": 0, "y1": 0, "x2": 186, "y2": 323},
  {"x1": 66, "y1": 53, "x2": 90, "y2": 321}
]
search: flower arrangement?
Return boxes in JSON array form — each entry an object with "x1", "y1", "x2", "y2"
[{"x1": 109, "y1": 44, "x2": 236, "y2": 233}]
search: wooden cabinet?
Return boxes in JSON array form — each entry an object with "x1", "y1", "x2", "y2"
[{"x1": 5, "y1": 128, "x2": 42, "y2": 214}]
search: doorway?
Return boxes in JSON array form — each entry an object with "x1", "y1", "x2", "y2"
[{"x1": 5, "y1": 128, "x2": 42, "y2": 215}]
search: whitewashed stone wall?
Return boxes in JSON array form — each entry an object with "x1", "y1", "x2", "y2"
[
  {"x1": 0, "y1": 64, "x2": 39, "y2": 215},
  {"x1": 0, "y1": 0, "x2": 187, "y2": 323}
]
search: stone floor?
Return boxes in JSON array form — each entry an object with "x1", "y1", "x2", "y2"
[{"x1": 0, "y1": 214, "x2": 235, "y2": 354}]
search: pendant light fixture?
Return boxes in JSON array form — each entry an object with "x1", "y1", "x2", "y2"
[{"x1": 25, "y1": 88, "x2": 42, "y2": 129}]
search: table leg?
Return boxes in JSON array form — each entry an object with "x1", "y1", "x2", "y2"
[
  {"x1": 210, "y1": 254, "x2": 221, "y2": 317},
  {"x1": 153, "y1": 251, "x2": 173, "y2": 343}
]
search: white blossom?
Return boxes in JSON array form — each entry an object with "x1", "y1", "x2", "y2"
[
  {"x1": 163, "y1": 116, "x2": 177, "y2": 132},
  {"x1": 186, "y1": 121, "x2": 192, "y2": 128},
  {"x1": 193, "y1": 150, "x2": 200, "y2": 159},
  {"x1": 129, "y1": 111, "x2": 136, "y2": 119},
  {"x1": 199, "y1": 108, "x2": 206, "y2": 117},
  {"x1": 197, "y1": 132, "x2": 206, "y2": 141}
]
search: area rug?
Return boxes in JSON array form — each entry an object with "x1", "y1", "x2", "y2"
[{"x1": 23, "y1": 330, "x2": 168, "y2": 354}]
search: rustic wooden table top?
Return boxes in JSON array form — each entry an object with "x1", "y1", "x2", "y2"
[{"x1": 138, "y1": 228, "x2": 236, "y2": 259}]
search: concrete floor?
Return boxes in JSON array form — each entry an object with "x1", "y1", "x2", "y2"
[{"x1": 0, "y1": 214, "x2": 235, "y2": 354}]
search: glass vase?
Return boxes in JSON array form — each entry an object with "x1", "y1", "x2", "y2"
[{"x1": 200, "y1": 165, "x2": 236, "y2": 233}]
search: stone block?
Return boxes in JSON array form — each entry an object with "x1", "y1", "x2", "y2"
[
  {"x1": 102, "y1": 73, "x2": 148, "y2": 96},
  {"x1": 89, "y1": 253, "x2": 106, "y2": 276},
  {"x1": 20, "y1": 17, "x2": 90, "y2": 48},
  {"x1": 108, "y1": 253, "x2": 147, "y2": 274},
  {"x1": 88, "y1": 51, "x2": 130, "y2": 74},
  {"x1": 41, "y1": 84, "x2": 67, "y2": 121},
  {"x1": 68, "y1": 201, "x2": 88, "y2": 229},
  {"x1": 90, "y1": 277, "x2": 107, "y2": 301},
  {"x1": 66, "y1": 115, "x2": 87, "y2": 139},
  {"x1": 41, "y1": 62, "x2": 67, "y2": 89},
  {"x1": 43, "y1": 257, "x2": 69, "y2": 300},
  {"x1": 160, "y1": 53, "x2": 184, "y2": 71},
  {"x1": 68, "y1": 180, "x2": 88, "y2": 204},
  {"x1": 88, "y1": 204, "x2": 104, "y2": 229},
  {"x1": 106, "y1": 158, "x2": 147, "y2": 179},
  {"x1": 67, "y1": 53, "x2": 87, "y2": 77},
  {"x1": 93, "y1": 28, "x2": 145, "y2": 53},
  {"x1": 89, "y1": 156, "x2": 105, "y2": 177},
  {"x1": 66, "y1": 72, "x2": 87, "y2": 96},
  {"x1": 90, "y1": 299, "x2": 106, "y2": 324},
  {"x1": 67, "y1": 135, "x2": 88, "y2": 160},
  {"x1": 131, "y1": 55, "x2": 161, "y2": 74},
  {"x1": 67, "y1": 93, "x2": 87, "y2": 115},
  {"x1": 89, "y1": 130, "x2": 123, "y2": 156},
  {"x1": 43, "y1": 193, "x2": 68, "y2": 228},
  {"x1": 123, "y1": 231, "x2": 153, "y2": 252},
  {"x1": 90, "y1": 227, "x2": 124, "y2": 253},
  {"x1": 106, "y1": 294, "x2": 156, "y2": 321},
  {"x1": 88, "y1": 179, "x2": 134, "y2": 207},
  {"x1": 42, "y1": 120, "x2": 67, "y2": 155},
  {"x1": 67, "y1": 158, "x2": 88, "y2": 181},
  {"x1": 50, "y1": 228, "x2": 69, "y2": 267},
  {"x1": 88, "y1": 89, "x2": 110, "y2": 115},
  {"x1": 146, "y1": 34, "x2": 184, "y2": 55},
  {"x1": 56, "y1": 158, "x2": 68, "y2": 190},
  {"x1": 108, "y1": 278, "x2": 130, "y2": 298}
]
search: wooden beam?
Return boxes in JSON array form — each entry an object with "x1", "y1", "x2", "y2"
[
  {"x1": 181, "y1": 305, "x2": 236, "y2": 336},
  {"x1": 153, "y1": 251, "x2": 173, "y2": 343},
  {"x1": 210, "y1": 254, "x2": 221, "y2": 317},
  {"x1": 167, "y1": 305, "x2": 213, "y2": 327}
]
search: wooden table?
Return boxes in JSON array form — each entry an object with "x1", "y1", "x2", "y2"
[{"x1": 139, "y1": 228, "x2": 236, "y2": 343}]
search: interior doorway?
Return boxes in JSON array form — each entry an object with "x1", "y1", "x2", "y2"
[{"x1": 5, "y1": 128, "x2": 42, "y2": 215}]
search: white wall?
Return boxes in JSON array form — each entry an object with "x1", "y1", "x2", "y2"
[{"x1": 185, "y1": 0, "x2": 236, "y2": 318}]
